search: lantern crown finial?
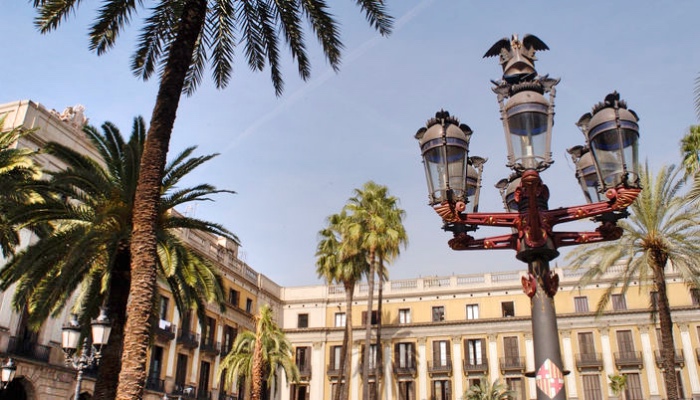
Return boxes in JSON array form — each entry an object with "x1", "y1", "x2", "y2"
[{"x1": 484, "y1": 34, "x2": 549, "y2": 84}]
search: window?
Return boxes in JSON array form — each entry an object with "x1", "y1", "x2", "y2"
[
  {"x1": 397, "y1": 381, "x2": 415, "y2": 400},
  {"x1": 198, "y1": 360, "x2": 210, "y2": 395},
  {"x1": 291, "y1": 384, "x2": 310, "y2": 400},
  {"x1": 578, "y1": 332, "x2": 596, "y2": 362},
  {"x1": 616, "y1": 330, "x2": 635, "y2": 354},
  {"x1": 175, "y1": 353, "x2": 188, "y2": 389},
  {"x1": 399, "y1": 308, "x2": 411, "y2": 324},
  {"x1": 611, "y1": 294, "x2": 627, "y2": 310},
  {"x1": 464, "y1": 338, "x2": 485, "y2": 366},
  {"x1": 503, "y1": 336, "x2": 520, "y2": 367},
  {"x1": 623, "y1": 373, "x2": 643, "y2": 400},
  {"x1": 362, "y1": 344, "x2": 378, "y2": 370},
  {"x1": 295, "y1": 346, "x2": 311, "y2": 372},
  {"x1": 222, "y1": 325, "x2": 237, "y2": 355},
  {"x1": 466, "y1": 304, "x2": 479, "y2": 320},
  {"x1": 228, "y1": 289, "x2": 239, "y2": 307},
  {"x1": 574, "y1": 296, "x2": 589, "y2": 312},
  {"x1": 432, "y1": 340, "x2": 450, "y2": 367},
  {"x1": 395, "y1": 342, "x2": 415, "y2": 369},
  {"x1": 158, "y1": 296, "x2": 169, "y2": 320},
  {"x1": 432, "y1": 306, "x2": 445, "y2": 322},
  {"x1": 650, "y1": 291, "x2": 659, "y2": 310},
  {"x1": 691, "y1": 288, "x2": 700, "y2": 306},
  {"x1": 506, "y1": 377, "x2": 524, "y2": 400},
  {"x1": 501, "y1": 301, "x2": 515, "y2": 317},
  {"x1": 361, "y1": 310, "x2": 379, "y2": 325},
  {"x1": 674, "y1": 370, "x2": 685, "y2": 399},
  {"x1": 431, "y1": 380, "x2": 451, "y2": 400},
  {"x1": 245, "y1": 298, "x2": 253, "y2": 313},
  {"x1": 582, "y1": 375, "x2": 602, "y2": 400},
  {"x1": 204, "y1": 316, "x2": 216, "y2": 343},
  {"x1": 297, "y1": 313, "x2": 309, "y2": 328},
  {"x1": 148, "y1": 345, "x2": 163, "y2": 380},
  {"x1": 334, "y1": 312, "x2": 346, "y2": 327},
  {"x1": 330, "y1": 345, "x2": 343, "y2": 370}
]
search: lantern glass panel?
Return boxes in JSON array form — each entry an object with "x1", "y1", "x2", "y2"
[
  {"x1": 589, "y1": 121, "x2": 639, "y2": 187},
  {"x1": 507, "y1": 102, "x2": 549, "y2": 169},
  {"x1": 421, "y1": 137, "x2": 469, "y2": 204},
  {"x1": 465, "y1": 165, "x2": 479, "y2": 213}
]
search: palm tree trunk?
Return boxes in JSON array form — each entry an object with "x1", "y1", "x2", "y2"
[
  {"x1": 374, "y1": 266, "x2": 384, "y2": 400},
  {"x1": 654, "y1": 259, "x2": 679, "y2": 400},
  {"x1": 362, "y1": 252, "x2": 376, "y2": 400},
  {"x1": 251, "y1": 333, "x2": 264, "y2": 400},
  {"x1": 116, "y1": 1, "x2": 208, "y2": 399},
  {"x1": 94, "y1": 253, "x2": 130, "y2": 400},
  {"x1": 336, "y1": 281, "x2": 355, "y2": 400}
]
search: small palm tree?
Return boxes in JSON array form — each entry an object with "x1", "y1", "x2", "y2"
[
  {"x1": 464, "y1": 378, "x2": 514, "y2": 400},
  {"x1": 609, "y1": 374, "x2": 627, "y2": 400},
  {"x1": 219, "y1": 304, "x2": 298, "y2": 400},
  {"x1": 0, "y1": 114, "x2": 42, "y2": 257},
  {"x1": 567, "y1": 164, "x2": 700, "y2": 400},
  {"x1": 316, "y1": 211, "x2": 366, "y2": 400},
  {"x1": 0, "y1": 117, "x2": 236, "y2": 399}
]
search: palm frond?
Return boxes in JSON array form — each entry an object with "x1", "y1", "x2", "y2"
[{"x1": 89, "y1": 0, "x2": 140, "y2": 54}]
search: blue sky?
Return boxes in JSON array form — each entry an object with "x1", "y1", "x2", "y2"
[{"x1": 3, "y1": 1, "x2": 699, "y2": 287}]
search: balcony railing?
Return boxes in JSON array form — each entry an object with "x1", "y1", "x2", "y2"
[
  {"x1": 428, "y1": 360, "x2": 452, "y2": 375},
  {"x1": 219, "y1": 394, "x2": 237, "y2": 400},
  {"x1": 297, "y1": 364, "x2": 312, "y2": 380},
  {"x1": 576, "y1": 352, "x2": 603, "y2": 370},
  {"x1": 177, "y1": 329, "x2": 200, "y2": 349},
  {"x1": 614, "y1": 351, "x2": 643, "y2": 369},
  {"x1": 463, "y1": 358, "x2": 489, "y2": 374},
  {"x1": 499, "y1": 356, "x2": 525, "y2": 372},
  {"x1": 155, "y1": 319, "x2": 176, "y2": 341},
  {"x1": 200, "y1": 337, "x2": 220, "y2": 355},
  {"x1": 220, "y1": 342, "x2": 233, "y2": 357},
  {"x1": 654, "y1": 349, "x2": 685, "y2": 368},
  {"x1": 145, "y1": 376, "x2": 165, "y2": 392},
  {"x1": 196, "y1": 390, "x2": 211, "y2": 400},
  {"x1": 7, "y1": 336, "x2": 51, "y2": 363},
  {"x1": 172, "y1": 384, "x2": 197, "y2": 399},
  {"x1": 327, "y1": 364, "x2": 343, "y2": 377},
  {"x1": 393, "y1": 362, "x2": 417, "y2": 376}
]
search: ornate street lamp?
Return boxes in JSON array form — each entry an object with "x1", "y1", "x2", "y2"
[
  {"x1": 62, "y1": 308, "x2": 112, "y2": 400},
  {"x1": 415, "y1": 34, "x2": 641, "y2": 400},
  {"x1": 0, "y1": 359, "x2": 16, "y2": 390}
]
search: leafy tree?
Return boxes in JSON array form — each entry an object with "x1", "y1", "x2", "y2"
[
  {"x1": 0, "y1": 114, "x2": 42, "y2": 256},
  {"x1": 219, "y1": 304, "x2": 298, "y2": 400},
  {"x1": 680, "y1": 125, "x2": 700, "y2": 177},
  {"x1": 464, "y1": 378, "x2": 514, "y2": 400},
  {"x1": 316, "y1": 211, "x2": 366, "y2": 400},
  {"x1": 609, "y1": 374, "x2": 627, "y2": 400},
  {"x1": 343, "y1": 181, "x2": 406, "y2": 399},
  {"x1": 567, "y1": 164, "x2": 700, "y2": 400},
  {"x1": 30, "y1": 2, "x2": 393, "y2": 397},
  {"x1": 0, "y1": 117, "x2": 236, "y2": 399}
]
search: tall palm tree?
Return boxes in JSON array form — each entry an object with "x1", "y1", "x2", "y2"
[
  {"x1": 464, "y1": 378, "x2": 514, "y2": 400},
  {"x1": 30, "y1": 2, "x2": 393, "y2": 397},
  {"x1": 0, "y1": 115, "x2": 43, "y2": 257},
  {"x1": 344, "y1": 181, "x2": 406, "y2": 400},
  {"x1": 680, "y1": 125, "x2": 700, "y2": 202},
  {"x1": 567, "y1": 164, "x2": 700, "y2": 400},
  {"x1": 316, "y1": 211, "x2": 366, "y2": 400},
  {"x1": 0, "y1": 117, "x2": 236, "y2": 400},
  {"x1": 220, "y1": 304, "x2": 298, "y2": 400}
]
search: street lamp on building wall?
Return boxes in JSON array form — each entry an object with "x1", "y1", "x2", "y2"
[
  {"x1": 0, "y1": 359, "x2": 16, "y2": 390},
  {"x1": 414, "y1": 34, "x2": 641, "y2": 400},
  {"x1": 61, "y1": 308, "x2": 112, "y2": 400}
]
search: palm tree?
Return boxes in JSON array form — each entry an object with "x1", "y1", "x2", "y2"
[
  {"x1": 220, "y1": 304, "x2": 298, "y2": 400},
  {"x1": 0, "y1": 117, "x2": 236, "y2": 399},
  {"x1": 344, "y1": 181, "x2": 406, "y2": 400},
  {"x1": 316, "y1": 211, "x2": 366, "y2": 400},
  {"x1": 464, "y1": 378, "x2": 514, "y2": 400},
  {"x1": 567, "y1": 164, "x2": 700, "y2": 400},
  {"x1": 680, "y1": 125, "x2": 700, "y2": 202},
  {"x1": 30, "y1": 2, "x2": 393, "y2": 397},
  {"x1": 0, "y1": 114, "x2": 43, "y2": 257},
  {"x1": 609, "y1": 374, "x2": 627, "y2": 400}
]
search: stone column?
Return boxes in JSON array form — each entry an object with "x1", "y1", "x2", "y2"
[
  {"x1": 560, "y1": 330, "x2": 578, "y2": 399},
  {"x1": 679, "y1": 324, "x2": 700, "y2": 396},
  {"x1": 165, "y1": 311, "x2": 181, "y2": 391},
  {"x1": 190, "y1": 323, "x2": 202, "y2": 383},
  {"x1": 599, "y1": 328, "x2": 615, "y2": 398},
  {"x1": 452, "y1": 336, "x2": 464, "y2": 398},
  {"x1": 639, "y1": 326, "x2": 660, "y2": 398},
  {"x1": 525, "y1": 333, "x2": 537, "y2": 399},
  {"x1": 417, "y1": 337, "x2": 428, "y2": 400},
  {"x1": 311, "y1": 342, "x2": 325, "y2": 399},
  {"x1": 351, "y1": 340, "x2": 361, "y2": 400},
  {"x1": 213, "y1": 324, "x2": 224, "y2": 390},
  {"x1": 487, "y1": 334, "x2": 499, "y2": 384},
  {"x1": 384, "y1": 340, "x2": 393, "y2": 400}
]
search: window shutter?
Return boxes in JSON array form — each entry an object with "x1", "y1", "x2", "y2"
[{"x1": 432, "y1": 341, "x2": 439, "y2": 367}]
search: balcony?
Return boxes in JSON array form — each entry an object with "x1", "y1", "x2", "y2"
[
  {"x1": 654, "y1": 349, "x2": 685, "y2": 368},
  {"x1": 428, "y1": 360, "x2": 452, "y2": 375},
  {"x1": 393, "y1": 362, "x2": 417, "y2": 376},
  {"x1": 463, "y1": 358, "x2": 489, "y2": 374},
  {"x1": 297, "y1": 364, "x2": 312, "y2": 381},
  {"x1": 145, "y1": 376, "x2": 165, "y2": 393},
  {"x1": 614, "y1": 351, "x2": 643, "y2": 369},
  {"x1": 197, "y1": 391, "x2": 211, "y2": 400},
  {"x1": 576, "y1": 352, "x2": 603, "y2": 370},
  {"x1": 7, "y1": 336, "x2": 51, "y2": 363},
  {"x1": 219, "y1": 394, "x2": 237, "y2": 400},
  {"x1": 327, "y1": 363, "x2": 343, "y2": 377},
  {"x1": 499, "y1": 356, "x2": 525, "y2": 373},
  {"x1": 177, "y1": 329, "x2": 200, "y2": 349},
  {"x1": 172, "y1": 384, "x2": 197, "y2": 399},
  {"x1": 200, "y1": 337, "x2": 220, "y2": 355},
  {"x1": 220, "y1": 342, "x2": 233, "y2": 357},
  {"x1": 154, "y1": 319, "x2": 176, "y2": 341}
]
